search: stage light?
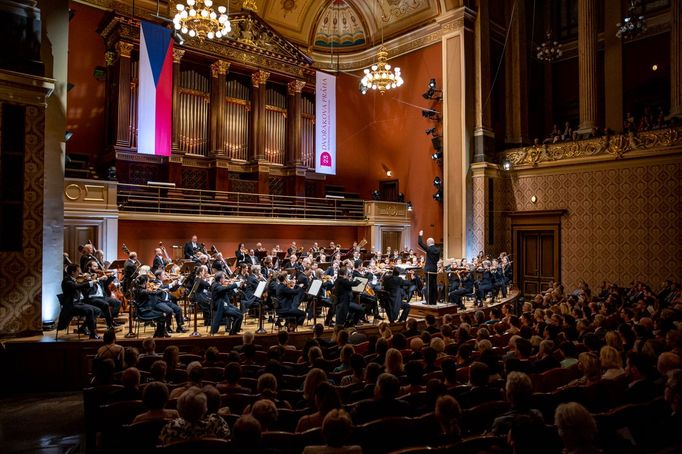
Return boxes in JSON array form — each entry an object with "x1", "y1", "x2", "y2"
[
  {"x1": 372, "y1": 190, "x2": 381, "y2": 200},
  {"x1": 433, "y1": 190, "x2": 443, "y2": 202},
  {"x1": 359, "y1": 81, "x2": 368, "y2": 95},
  {"x1": 433, "y1": 176, "x2": 441, "y2": 187},
  {"x1": 422, "y1": 109, "x2": 440, "y2": 120},
  {"x1": 432, "y1": 151, "x2": 443, "y2": 160},
  {"x1": 431, "y1": 136, "x2": 442, "y2": 152},
  {"x1": 386, "y1": 170, "x2": 392, "y2": 177},
  {"x1": 64, "y1": 131, "x2": 73, "y2": 141},
  {"x1": 429, "y1": 78, "x2": 436, "y2": 89},
  {"x1": 422, "y1": 79, "x2": 442, "y2": 100},
  {"x1": 502, "y1": 158, "x2": 512, "y2": 171},
  {"x1": 173, "y1": 30, "x2": 185, "y2": 46},
  {"x1": 425, "y1": 127, "x2": 437, "y2": 135},
  {"x1": 406, "y1": 201, "x2": 413, "y2": 212},
  {"x1": 398, "y1": 192, "x2": 405, "y2": 202}
]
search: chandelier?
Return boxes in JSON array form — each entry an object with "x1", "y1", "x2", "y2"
[
  {"x1": 616, "y1": 0, "x2": 647, "y2": 40},
  {"x1": 536, "y1": 32, "x2": 562, "y2": 62},
  {"x1": 360, "y1": 46, "x2": 404, "y2": 94},
  {"x1": 173, "y1": 0, "x2": 231, "y2": 40}
]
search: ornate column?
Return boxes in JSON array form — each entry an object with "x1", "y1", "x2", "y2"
[
  {"x1": 504, "y1": 0, "x2": 528, "y2": 145},
  {"x1": 473, "y1": 0, "x2": 495, "y2": 162},
  {"x1": 441, "y1": 7, "x2": 476, "y2": 258},
  {"x1": 286, "y1": 80, "x2": 306, "y2": 166},
  {"x1": 670, "y1": 0, "x2": 682, "y2": 118},
  {"x1": 210, "y1": 60, "x2": 230, "y2": 154},
  {"x1": 249, "y1": 69, "x2": 269, "y2": 162},
  {"x1": 171, "y1": 48, "x2": 185, "y2": 153},
  {"x1": 113, "y1": 41, "x2": 134, "y2": 149},
  {"x1": 603, "y1": 0, "x2": 623, "y2": 132},
  {"x1": 577, "y1": 0, "x2": 598, "y2": 134}
]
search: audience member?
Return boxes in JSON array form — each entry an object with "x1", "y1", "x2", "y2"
[
  {"x1": 302, "y1": 409, "x2": 362, "y2": 454},
  {"x1": 351, "y1": 373, "x2": 411, "y2": 424},
  {"x1": 158, "y1": 387, "x2": 230, "y2": 444},
  {"x1": 133, "y1": 381, "x2": 179, "y2": 423},
  {"x1": 554, "y1": 402, "x2": 600, "y2": 454}
]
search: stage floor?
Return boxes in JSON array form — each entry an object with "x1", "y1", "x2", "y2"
[{"x1": 4, "y1": 290, "x2": 519, "y2": 344}]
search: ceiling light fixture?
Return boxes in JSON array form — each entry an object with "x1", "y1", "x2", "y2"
[
  {"x1": 616, "y1": 0, "x2": 647, "y2": 40},
  {"x1": 173, "y1": 0, "x2": 231, "y2": 41},
  {"x1": 360, "y1": 0, "x2": 404, "y2": 95}
]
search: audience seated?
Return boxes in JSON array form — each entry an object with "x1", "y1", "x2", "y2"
[
  {"x1": 351, "y1": 373, "x2": 411, "y2": 424},
  {"x1": 490, "y1": 372, "x2": 543, "y2": 436},
  {"x1": 133, "y1": 381, "x2": 179, "y2": 423},
  {"x1": 302, "y1": 409, "x2": 361, "y2": 454},
  {"x1": 554, "y1": 402, "x2": 600, "y2": 454},
  {"x1": 95, "y1": 329, "x2": 125, "y2": 370},
  {"x1": 169, "y1": 361, "x2": 204, "y2": 399},
  {"x1": 217, "y1": 362, "x2": 251, "y2": 394},
  {"x1": 296, "y1": 382, "x2": 341, "y2": 432},
  {"x1": 434, "y1": 395, "x2": 462, "y2": 445},
  {"x1": 158, "y1": 386, "x2": 230, "y2": 445}
]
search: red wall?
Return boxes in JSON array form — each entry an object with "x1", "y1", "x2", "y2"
[
  {"x1": 66, "y1": 1, "x2": 106, "y2": 159},
  {"x1": 329, "y1": 43, "x2": 444, "y2": 247},
  {"x1": 119, "y1": 220, "x2": 365, "y2": 265}
]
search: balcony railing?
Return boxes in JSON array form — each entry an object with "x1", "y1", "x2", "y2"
[{"x1": 116, "y1": 183, "x2": 367, "y2": 221}]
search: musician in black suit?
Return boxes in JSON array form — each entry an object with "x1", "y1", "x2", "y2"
[
  {"x1": 210, "y1": 272, "x2": 243, "y2": 335},
  {"x1": 152, "y1": 270, "x2": 187, "y2": 333},
  {"x1": 476, "y1": 261, "x2": 494, "y2": 304},
  {"x1": 449, "y1": 269, "x2": 474, "y2": 309},
  {"x1": 235, "y1": 243, "x2": 247, "y2": 265},
  {"x1": 59, "y1": 264, "x2": 103, "y2": 339},
  {"x1": 333, "y1": 269, "x2": 364, "y2": 327},
  {"x1": 83, "y1": 260, "x2": 122, "y2": 329},
  {"x1": 122, "y1": 251, "x2": 140, "y2": 294},
  {"x1": 189, "y1": 265, "x2": 212, "y2": 325},
  {"x1": 418, "y1": 230, "x2": 441, "y2": 305},
  {"x1": 79, "y1": 244, "x2": 100, "y2": 271},
  {"x1": 152, "y1": 247, "x2": 171, "y2": 273},
  {"x1": 134, "y1": 275, "x2": 170, "y2": 338},
  {"x1": 239, "y1": 264, "x2": 260, "y2": 314},
  {"x1": 246, "y1": 249, "x2": 259, "y2": 266},
  {"x1": 184, "y1": 235, "x2": 200, "y2": 259},
  {"x1": 382, "y1": 270, "x2": 411, "y2": 323},
  {"x1": 275, "y1": 274, "x2": 306, "y2": 327},
  {"x1": 287, "y1": 241, "x2": 298, "y2": 257},
  {"x1": 492, "y1": 259, "x2": 508, "y2": 298}
]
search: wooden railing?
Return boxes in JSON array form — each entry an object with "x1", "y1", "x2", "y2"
[{"x1": 116, "y1": 183, "x2": 367, "y2": 221}]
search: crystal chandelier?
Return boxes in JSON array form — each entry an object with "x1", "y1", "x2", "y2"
[
  {"x1": 616, "y1": 0, "x2": 647, "y2": 40},
  {"x1": 173, "y1": 0, "x2": 231, "y2": 40},
  {"x1": 360, "y1": 46, "x2": 403, "y2": 95},
  {"x1": 536, "y1": 32, "x2": 562, "y2": 62}
]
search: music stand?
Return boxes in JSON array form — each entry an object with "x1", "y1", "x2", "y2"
[
  {"x1": 108, "y1": 260, "x2": 126, "y2": 270},
  {"x1": 254, "y1": 281, "x2": 267, "y2": 334},
  {"x1": 180, "y1": 261, "x2": 197, "y2": 275},
  {"x1": 307, "y1": 280, "x2": 323, "y2": 326}
]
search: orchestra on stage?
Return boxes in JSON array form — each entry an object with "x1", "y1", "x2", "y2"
[{"x1": 59, "y1": 234, "x2": 513, "y2": 339}]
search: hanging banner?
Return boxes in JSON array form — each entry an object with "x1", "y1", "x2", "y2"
[
  {"x1": 137, "y1": 21, "x2": 173, "y2": 156},
  {"x1": 315, "y1": 71, "x2": 336, "y2": 175}
]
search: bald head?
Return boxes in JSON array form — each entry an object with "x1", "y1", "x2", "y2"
[{"x1": 426, "y1": 238, "x2": 435, "y2": 246}]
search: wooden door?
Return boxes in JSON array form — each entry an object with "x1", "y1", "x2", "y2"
[
  {"x1": 381, "y1": 230, "x2": 401, "y2": 254},
  {"x1": 518, "y1": 230, "x2": 556, "y2": 296},
  {"x1": 379, "y1": 179, "x2": 399, "y2": 202}
]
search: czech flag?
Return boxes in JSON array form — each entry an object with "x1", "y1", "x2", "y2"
[{"x1": 137, "y1": 21, "x2": 173, "y2": 156}]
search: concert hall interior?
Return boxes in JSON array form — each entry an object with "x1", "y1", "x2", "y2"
[{"x1": 0, "y1": 0, "x2": 681, "y2": 453}]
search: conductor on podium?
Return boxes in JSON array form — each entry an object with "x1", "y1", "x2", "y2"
[{"x1": 418, "y1": 230, "x2": 440, "y2": 305}]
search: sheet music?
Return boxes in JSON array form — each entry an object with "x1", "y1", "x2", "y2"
[
  {"x1": 352, "y1": 277, "x2": 368, "y2": 293},
  {"x1": 254, "y1": 281, "x2": 267, "y2": 299},
  {"x1": 308, "y1": 279, "x2": 322, "y2": 296}
]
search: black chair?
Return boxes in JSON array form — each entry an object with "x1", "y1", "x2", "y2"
[
  {"x1": 119, "y1": 419, "x2": 169, "y2": 451},
  {"x1": 55, "y1": 293, "x2": 84, "y2": 340},
  {"x1": 157, "y1": 438, "x2": 231, "y2": 452}
]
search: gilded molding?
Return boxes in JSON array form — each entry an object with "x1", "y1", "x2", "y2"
[
  {"x1": 116, "y1": 41, "x2": 134, "y2": 58},
  {"x1": 210, "y1": 60, "x2": 231, "y2": 77},
  {"x1": 251, "y1": 70, "x2": 271, "y2": 87},
  {"x1": 104, "y1": 51, "x2": 116, "y2": 66},
  {"x1": 287, "y1": 79, "x2": 306, "y2": 95},
  {"x1": 0, "y1": 70, "x2": 54, "y2": 106},
  {"x1": 502, "y1": 127, "x2": 682, "y2": 168},
  {"x1": 172, "y1": 48, "x2": 186, "y2": 63}
]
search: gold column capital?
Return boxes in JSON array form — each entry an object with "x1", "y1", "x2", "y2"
[
  {"x1": 211, "y1": 60, "x2": 231, "y2": 78},
  {"x1": 173, "y1": 48, "x2": 186, "y2": 64},
  {"x1": 287, "y1": 80, "x2": 306, "y2": 95},
  {"x1": 104, "y1": 51, "x2": 116, "y2": 66},
  {"x1": 116, "y1": 41, "x2": 134, "y2": 59},
  {"x1": 251, "y1": 70, "x2": 270, "y2": 87}
]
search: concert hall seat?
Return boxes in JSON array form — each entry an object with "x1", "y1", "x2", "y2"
[
  {"x1": 456, "y1": 365, "x2": 470, "y2": 384},
  {"x1": 100, "y1": 399, "x2": 146, "y2": 451},
  {"x1": 275, "y1": 407, "x2": 313, "y2": 432},
  {"x1": 137, "y1": 355, "x2": 161, "y2": 371},
  {"x1": 449, "y1": 435, "x2": 507, "y2": 454},
  {"x1": 157, "y1": 437, "x2": 232, "y2": 452},
  {"x1": 278, "y1": 388, "x2": 303, "y2": 404},
  {"x1": 220, "y1": 392, "x2": 258, "y2": 415},
  {"x1": 201, "y1": 366, "x2": 224, "y2": 382},
  {"x1": 335, "y1": 382, "x2": 363, "y2": 403},
  {"x1": 178, "y1": 353, "x2": 202, "y2": 364},
  {"x1": 118, "y1": 419, "x2": 169, "y2": 451},
  {"x1": 261, "y1": 431, "x2": 306, "y2": 454},
  {"x1": 238, "y1": 377, "x2": 258, "y2": 393},
  {"x1": 593, "y1": 397, "x2": 668, "y2": 452},
  {"x1": 461, "y1": 400, "x2": 511, "y2": 435},
  {"x1": 83, "y1": 385, "x2": 124, "y2": 452},
  {"x1": 353, "y1": 415, "x2": 442, "y2": 454}
]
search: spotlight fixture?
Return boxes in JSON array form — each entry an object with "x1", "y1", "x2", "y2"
[
  {"x1": 359, "y1": 81, "x2": 369, "y2": 95},
  {"x1": 616, "y1": 0, "x2": 647, "y2": 40},
  {"x1": 501, "y1": 158, "x2": 512, "y2": 171},
  {"x1": 433, "y1": 176, "x2": 442, "y2": 187},
  {"x1": 425, "y1": 127, "x2": 437, "y2": 136},
  {"x1": 406, "y1": 201, "x2": 413, "y2": 212},
  {"x1": 64, "y1": 131, "x2": 73, "y2": 142},
  {"x1": 428, "y1": 78, "x2": 436, "y2": 89},
  {"x1": 398, "y1": 192, "x2": 405, "y2": 202},
  {"x1": 433, "y1": 190, "x2": 443, "y2": 202},
  {"x1": 422, "y1": 78, "x2": 442, "y2": 100},
  {"x1": 432, "y1": 151, "x2": 443, "y2": 160},
  {"x1": 421, "y1": 109, "x2": 441, "y2": 120},
  {"x1": 431, "y1": 136, "x2": 442, "y2": 152},
  {"x1": 173, "y1": 30, "x2": 185, "y2": 46},
  {"x1": 372, "y1": 190, "x2": 381, "y2": 200}
]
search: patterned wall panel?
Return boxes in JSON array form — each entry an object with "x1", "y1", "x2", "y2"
[
  {"x1": 268, "y1": 175, "x2": 285, "y2": 196},
  {"x1": 127, "y1": 163, "x2": 160, "y2": 185},
  {"x1": 471, "y1": 175, "x2": 486, "y2": 256},
  {"x1": 181, "y1": 167, "x2": 209, "y2": 190},
  {"x1": 0, "y1": 105, "x2": 44, "y2": 335},
  {"x1": 503, "y1": 160, "x2": 682, "y2": 291}
]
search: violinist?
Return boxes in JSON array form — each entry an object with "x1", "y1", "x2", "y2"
[
  {"x1": 491, "y1": 259, "x2": 507, "y2": 298},
  {"x1": 501, "y1": 255, "x2": 512, "y2": 286},
  {"x1": 309, "y1": 242, "x2": 320, "y2": 253},
  {"x1": 255, "y1": 242, "x2": 267, "y2": 253},
  {"x1": 449, "y1": 267, "x2": 473, "y2": 309},
  {"x1": 246, "y1": 249, "x2": 259, "y2": 266},
  {"x1": 83, "y1": 260, "x2": 122, "y2": 330},
  {"x1": 122, "y1": 251, "x2": 140, "y2": 294},
  {"x1": 382, "y1": 270, "x2": 411, "y2": 323},
  {"x1": 79, "y1": 243, "x2": 99, "y2": 272},
  {"x1": 190, "y1": 265, "x2": 212, "y2": 325},
  {"x1": 210, "y1": 272, "x2": 243, "y2": 335},
  {"x1": 274, "y1": 273, "x2": 306, "y2": 328},
  {"x1": 60, "y1": 264, "x2": 103, "y2": 339},
  {"x1": 235, "y1": 243, "x2": 247, "y2": 265},
  {"x1": 354, "y1": 264, "x2": 380, "y2": 322},
  {"x1": 135, "y1": 274, "x2": 170, "y2": 338},
  {"x1": 287, "y1": 241, "x2": 298, "y2": 256},
  {"x1": 308, "y1": 268, "x2": 335, "y2": 326},
  {"x1": 152, "y1": 270, "x2": 188, "y2": 333},
  {"x1": 211, "y1": 252, "x2": 228, "y2": 274},
  {"x1": 333, "y1": 268, "x2": 364, "y2": 327},
  {"x1": 261, "y1": 256, "x2": 274, "y2": 278},
  {"x1": 240, "y1": 264, "x2": 260, "y2": 314},
  {"x1": 152, "y1": 247, "x2": 170, "y2": 273},
  {"x1": 476, "y1": 260, "x2": 494, "y2": 305},
  {"x1": 325, "y1": 261, "x2": 339, "y2": 278}
]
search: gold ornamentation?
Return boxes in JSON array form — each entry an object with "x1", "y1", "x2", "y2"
[
  {"x1": 173, "y1": 48, "x2": 186, "y2": 63},
  {"x1": 287, "y1": 80, "x2": 306, "y2": 95},
  {"x1": 104, "y1": 51, "x2": 116, "y2": 66},
  {"x1": 116, "y1": 41, "x2": 134, "y2": 58},
  {"x1": 251, "y1": 70, "x2": 270, "y2": 87},
  {"x1": 242, "y1": 0, "x2": 257, "y2": 12},
  {"x1": 210, "y1": 60, "x2": 231, "y2": 77},
  {"x1": 503, "y1": 127, "x2": 682, "y2": 167}
]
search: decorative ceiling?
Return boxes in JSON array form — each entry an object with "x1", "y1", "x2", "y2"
[{"x1": 76, "y1": 0, "x2": 444, "y2": 52}]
